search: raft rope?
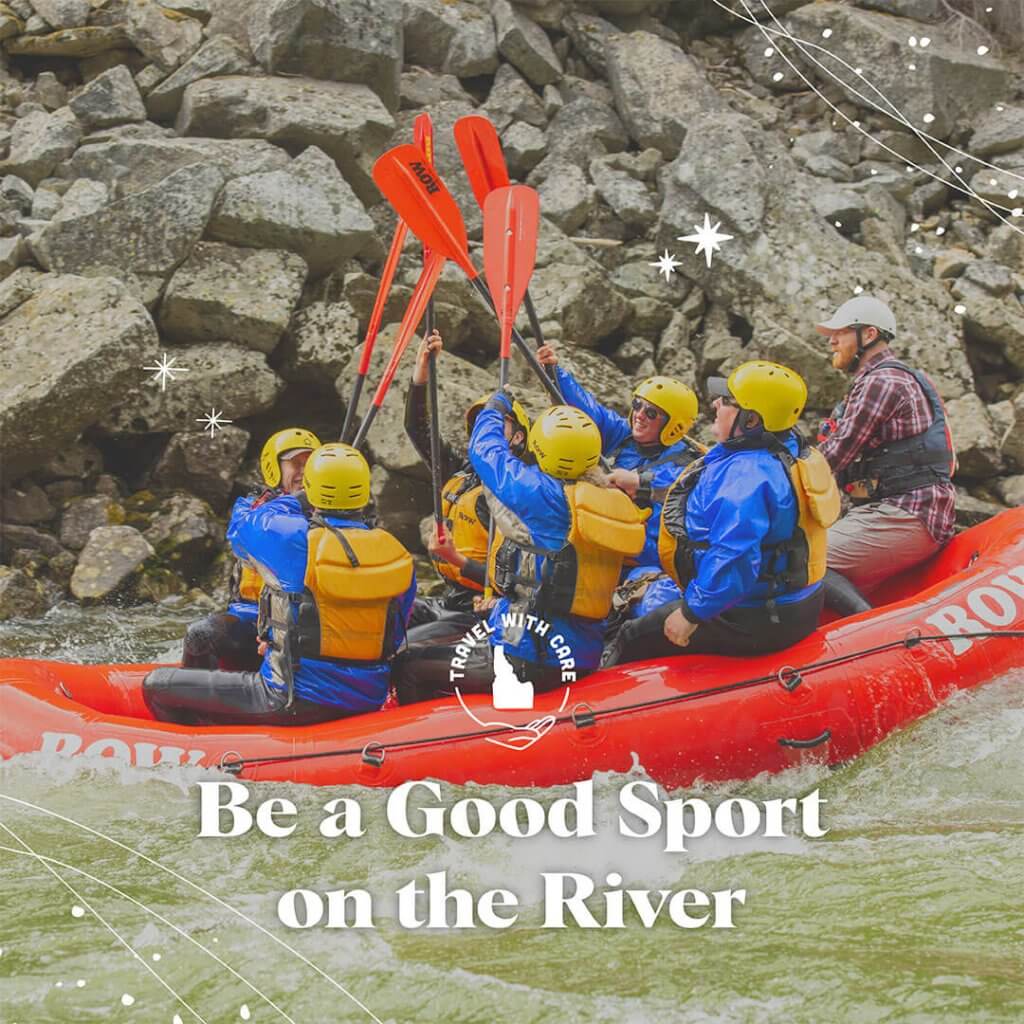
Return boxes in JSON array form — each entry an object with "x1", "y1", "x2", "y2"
[{"x1": 218, "y1": 629, "x2": 1024, "y2": 774}]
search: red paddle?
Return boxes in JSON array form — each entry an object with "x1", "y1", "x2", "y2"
[
  {"x1": 372, "y1": 144, "x2": 562, "y2": 404},
  {"x1": 454, "y1": 115, "x2": 553, "y2": 379},
  {"x1": 414, "y1": 112, "x2": 446, "y2": 544}
]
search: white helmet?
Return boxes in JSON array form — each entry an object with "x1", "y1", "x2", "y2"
[{"x1": 816, "y1": 295, "x2": 897, "y2": 337}]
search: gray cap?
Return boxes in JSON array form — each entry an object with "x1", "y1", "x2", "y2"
[
  {"x1": 816, "y1": 295, "x2": 897, "y2": 336},
  {"x1": 706, "y1": 376, "x2": 731, "y2": 398}
]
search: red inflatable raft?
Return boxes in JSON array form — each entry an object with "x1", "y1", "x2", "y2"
[{"x1": 2, "y1": 509, "x2": 1023, "y2": 789}]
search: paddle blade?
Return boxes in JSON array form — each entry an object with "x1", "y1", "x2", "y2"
[
  {"x1": 483, "y1": 185, "x2": 540, "y2": 361},
  {"x1": 454, "y1": 115, "x2": 510, "y2": 209},
  {"x1": 369, "y1": 251, "x2": 447, "y2": 409},
  {"x1": 413, "y1": 113, "x2": 435, "y2": 265},
  {"x1": 373, "y1": 144, "x2": 475, "y2": 279}
]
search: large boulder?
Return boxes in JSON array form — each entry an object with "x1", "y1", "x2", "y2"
[
  {"x1": 249, "y1": 0, "x2": 403, "y2": 112},
  {"x1": 0, "y1": 566, "x2": 49, "y2": 621},
  {"x1": 335, "y1": 324, "x2": 496, "y2": 477},
  {"x1": 32, "y1": 0, "x2": 91, "y2": 29},
  {"x1": 969, "y1": 104, "x2": 1024, "y2": 159},
  {"x1": 605, "y1": 31, "x2": 725, "y2": 159},
  {"x1": 60, "y1": 134, "x2": 289, "y2": 198},
  {"x1": 402, "y1": 0, "x2": 498, "y2": 78},
  {"x1": 957, "y1": 285, "x2": 1024, "y2": 373},
  {"x1": 1, "y1": 480, "x2": 56, "y2": 525},
  {"x1": 176, "y1": 75, "x2": 395, "y2": 204},
  {"x1": 98, "y1": 342, "x2": 285, "y2": 434},
  {"x1": 0, "y1": 108, "x2": 81, "y2": 186},
  {"x1": 59, "y1": 494, "x2": 125, "y2": 550},
  {"x1": 143, "y1": 492, "x2": 222, "y2": 580},
  {"x1": 944, "y1": 393, "x2": 1002, "y2": 479},
  {"x1": 149, "y1": 425, "x2": 250, "y2": 508},
  {"x1": 31, "y1": 162, "x2": 225, "y2": 285},
  {"x1": 67, "y1": 64, "x2": 146, "y2": 130},
  {"x1": 657, "y1": 111, "x2": 973, "y2": 409},
  {"x1": 589, "y1": 155, "x2": 656, "y2": 232},
  {"x1": 0, "y1": 275, "x2": 157, "y2": 479},
  {"x1": 5, "y1": 25, "x2": 131, "y2": 59},
  {"x1": 125, "y1": 0, "x2": 204, "y2": 71},
  {"x1": 145, "y1": 36, "x2": 252, "y2": 121},
  {"x1": 159, "y1": 241, "x2": 307, "y2": 352},
  {"x1": 278, "y1": 299, "x2": 360, "y2": 388},
  {"x1": 207, "y1": 145, "x2": 374, "y2": 276},
  {"x1": 740, "y1": 3, "x2": 1012, "y2": 140},
  {"x1": 492, "y1": 0, "x2": 562, "y2": 87},
  {"x1": 70, "y1": 525, "x2": 155, "y2": 601}
]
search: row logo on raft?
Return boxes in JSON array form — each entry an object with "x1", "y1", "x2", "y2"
[
  {"x1": 38, "y1": 731, "x2": 207, "y2": 767},
  {"x1": 924, "y1": 564, "x2": 1024, "y2": 655}
]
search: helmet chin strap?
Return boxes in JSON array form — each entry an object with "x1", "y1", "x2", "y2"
[
  {"x1": 848, "y1": 325, "x2": 883, "y2": 372},
  {"x1": 726, "y1": 408, "x2": 762, "y2": 443}
]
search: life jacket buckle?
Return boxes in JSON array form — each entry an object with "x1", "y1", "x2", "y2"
[
  {"x1": 361, "y1": 742, "x2": 386, "y2": 767},
  {"x1": 777, "y1": 666, "x2": 803, "y2": 692},
  {"x1": 571, "y1": 703, "x2": 596, "y2": 729},
  {"x1": 218, "y1": 750, "x2": 243, "y2": 775}
]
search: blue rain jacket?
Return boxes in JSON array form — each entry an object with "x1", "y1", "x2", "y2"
[
  {"x1": 555, "y1": 366, "x2": 696, "y2": 567},
  {"x1": 678, "y1": 433, "x2": 819, "y2": 622},
  {"x1": 469, "y1": 399, "x2": 604, "y2": 671},
  {"x1": 225, "y1": 496, "x2": 260, "y2": 622},
  {"x1": 227, "y1": 494, "x2": 416, "y2": 711}
]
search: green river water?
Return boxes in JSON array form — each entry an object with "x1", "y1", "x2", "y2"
[{"x1": 1, "y1": 603, "x2": 1022, "y2": 1024}]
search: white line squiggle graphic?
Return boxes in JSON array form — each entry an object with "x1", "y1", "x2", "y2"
[
  {"x1": 0, "y1": 842, "x2": 297, "y2": 1023},
  {"x1": 0, "y1": 792, "x2": 385, "y2": 1024},
  {"x1": 0, "y1": 816, "x2": 209, "y2": 1024}
]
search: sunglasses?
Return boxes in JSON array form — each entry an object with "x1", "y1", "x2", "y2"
[
  {"x1": 715, "y1": 395, "x2": 739, "y2": 409},
  {"x1": 631, "y1": 398, "x2": 664, "y2": 421}
]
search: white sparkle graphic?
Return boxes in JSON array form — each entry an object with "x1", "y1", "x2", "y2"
[
  {"x1": 143, "y1": 352, "x2": 189, "y2": 392},
  {"x1": 649, "y1": 249, "x2": 682, "y2": 282},
  {"x1": 196, "y1": 408, "x2": 233, "y2": 437},
  {"x1": 678, "y1": 213, "x2": 734, "y2": 269}
]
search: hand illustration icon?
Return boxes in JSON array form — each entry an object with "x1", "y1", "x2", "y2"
[{"x1": 488, "y1": 715, "x2": 557, "y2": 752}]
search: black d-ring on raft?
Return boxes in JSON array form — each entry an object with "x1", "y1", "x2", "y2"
[
  {"x1": 777, "y1": 666, "x2": 803, "y2": 692},
  {"x1": 777, "y1": 729, "x2": 831, "y2": 749},
  {"x1": 572, "y1": 703, "x2": 596, "y2": 729},
  {"x1": 218, "y1": 750, "x2": 243, "y2": 775},
  {"x1": 361, "y1": 742, "x2": 386, "y2": 767}
]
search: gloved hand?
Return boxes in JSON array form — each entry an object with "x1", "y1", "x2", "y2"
[
  {"x1": 484, "y1": 389, "x2": 514, "y2": 415},
  {"x1": 250, "y1": 486, "x2": 282, "y2": 508}
]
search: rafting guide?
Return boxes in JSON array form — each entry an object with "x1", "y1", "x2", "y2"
[{"x1": 198, "y1": 779, "x2": 828, "y2": 931}]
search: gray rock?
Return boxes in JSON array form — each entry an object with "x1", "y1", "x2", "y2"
[
  {"x1": 802, "y1": 154, "x2": 854, "y2": 183},
  {"x1": 0, "y1": 234, "x2": 27, "y2": 279},
  {"x1": 44, "y1": 479, "x2": 84, "y2": 505},
  {"x1": 613, "y1": 336, "x2": 655, "y2": 376},
  {"x1": 999, "y1": 393, "x2": 1024, "y2": 471},
  {"x1": 145, "y1": 35, "x2": 251, "y2": 121},
  {"x1": 30, "y1": 184, "x2": 61, "y2": 220},
  {"x1": 335, "y1": 324, "x2": 497, "y2": 477},
  {"x1": 483, "y1": 63, "x2": 547, "y2": 131},
  {"x1": 546, "y1": 95, "x2": 629, "y2": 163},
  {"x1": 59, "y1": 494, "x2": 123, "y2": 550},
  {"x1": 249, "y1": 0, "x2": 402, "y2": 112},
  {"x1": 369, "y1": 464, "x2": 427, "y2": 551},
  {"x1": 492, "y1": 0, "x2": 562, "y2": 87},
  {"x1": 70, "y1": 525, "x2": 154, "y2": 601},
  {"x1": 31, "y1": 0, "x2": 89, "y2": 28},
  {"x1": 959, "y1": 260, "x2": 1015, "y2": 298},
  {"x1": 31, "y1": 161, "x2": 225, "y2": 281},
  {"x1": 657, "y1": 110, "x2": 974, "y2": 408},
  {"x1": 656, "y1": 310, "x2": 698, "y2": 382},
  {"x1": 50, "y1": 176, "x2": 107, "y2": 222},
  {"x1": 278, "y1": 299, "x2": 359, "y2": 387},
  {"x1": 399, "y1": 68, "x2": 474, "y2": 110},
  {"x1": 35, "y1": 71, "x2": 68, "y2": 110},
  {"x1": 537, "y1": 162, "x2": 595, "y2": 234},
  {"x1": 969, "y1": 105, "x2": 1024, "y2": 159},
  {"x1": 1, "y1": 479, "x2": 55, "y2": 524},
  {"x1": 99, "y1": 341, "x2": 285, "y2": 434},
  {"x1": 61, "y1": 134, "x2": 289, "y2": 198},
  {"x1": 606, "y1": 31, "x2": 724, "y2": 159},
  {"x1": 968, "y1": 165, "x2": 1020, "y2": 210},
  {"x1": 945, "y1": 392, "x2": 1001, "y2": 478},
  {"x1": 958, "y1": 285, "x2": 1024, "y2": 373},
  {"x1": 0, "y1": 265, "x2": 49, "y2": 319},
  {"x1": 502, "y1": 120, "x2": 546, "y2": 178},
  {"x1": 792, "y1": 130, "x2": 861, "y2": 168},
  {"x1": 857, "y1": 0, "x2": 944, "y2": 17},
  {"x1": 160, "y1": 241, "x2": 307, "y2": 352},
  {"x1": 1, "y1": 174, "x2": 34, "y2": 216},
  {"x1": 0, "y1": 107, "x2": 81, "y2": 186},
  {"x1": 126, "y1": 0, "x2": 203, "y2": 71},
  {"x1": 207, "y1": 145, "x2": 374, "y2": 276},
  {"x1": 589, "y1": 156, "x2": 656, "y2": 232},
  {"x1": 5, "y1": 24, "x2": 131, "y2": 58},
  {"x1": 0, "y1": 566, "x2": 49, "y2": 621},
  {"x1": 810, "y1": 185, "x2": 869, "y2": 231},
  {"x1": 68, "y1": 64, "x2": 146, "y2": 131},
  {"x1": 995, "y1": 475, "x2": 1024, "y2": 508},
  {"x1": 160, "y1": 0, "x2": 211, "y2": 21},
  {"x1": 150, "y1": 425, "x2": 249, "y2": 509},
  {"x1": 38, "y1": 438, "x2": 103, "y2": 481},
  {"x1": 134, "y1": 63, "x2": 167, "y2": 95},
  {"x1": 0, "y1": 275, "x2": 157, "y2": 478},
  {"x1": 986, "y1": 223, "x2": 1024, "y2": 269},
  {"x1": 563, "y1": 10, "x2": 618, "y2": 76},
  {"x1": 954, "y1": 487, "x2": 1003, "y2": 527},
  {"x1": 403, "y1": 0, "x2": 498, "y2": 79},
  {"x1": 143, "y1": 492, "x2": 221, "y2": 579},
  {"x1": 742, "y1": 3, "x2": 1012, "y2": 140},
  {"x1": 0, "y1": 523, "x2": 65, "y2": 560},
  {"x1": 176, "y1": 75, "x2": 395, "y2": 204}
]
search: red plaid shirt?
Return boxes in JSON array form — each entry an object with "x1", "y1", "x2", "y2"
[{"x1": 820, "y1": 350, "x2": 956, "y2": 544}]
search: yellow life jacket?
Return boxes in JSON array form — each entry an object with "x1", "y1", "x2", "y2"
[
  {"x1": 658, "y1": 439, "x2": 840, "y2": 594},
  {"x1": 493, "y1": 481, "x2": 649, "y2": 621},
  {"x1": 434, "y1": 471, "x2": 488, "y2": 592},
  {"x1": 236, "y1": 562, "x2": 263, "y2": 604},
  {"x1": 264, "y1": 522, "x2": 414, "y2": 692}
]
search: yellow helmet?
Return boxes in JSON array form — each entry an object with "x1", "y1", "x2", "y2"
[
  {"x1": 709, "y1": 361, "x2": 807, "y2": 432},
  {"x1": 302, "y1": 444, "x2": 371, "y2": 511},
  {"x1": 259, "y1": 428, "x2": 321, "y2": 487},
  {"x1": 528, "y1": 406, "x2": 602, "y2": 479},
  {"x1": 466, "y1": 394, "x2": 530, "y2": 438},
  {"x1": 633, "y1": 376, "x2": 699, "y2": 446}
]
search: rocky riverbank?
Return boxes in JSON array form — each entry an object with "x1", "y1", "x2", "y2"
[{"x1": 0, "y1": 0, "x2": 1022, "y2": 620}]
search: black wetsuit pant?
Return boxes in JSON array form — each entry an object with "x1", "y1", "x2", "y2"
[
  {"x1": 408, "y1": 585, "x2": 480, "y2": 628},
  {"x1": 606, "y1": 587, "x2": 824, "y2": 666},
  {"x1": 182, "y1": 612, "x2": 262, "y2": 672},
  {"x1": 143, "y1": 667, "x2": 348, "y2": 726},
  {"x1": 391, "y1": 614, "x2": 578, "y2": 705}
]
